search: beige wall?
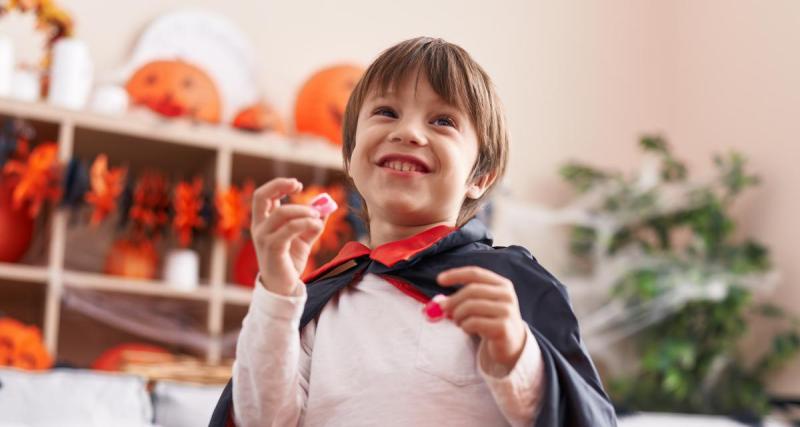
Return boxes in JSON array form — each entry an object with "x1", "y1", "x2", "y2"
[
  {"x1": 666, "y1": 0, "x2": 800, "y2": 394},
  {"x1": 5, "y1": 0, "x2": 798, "y2": 392}
]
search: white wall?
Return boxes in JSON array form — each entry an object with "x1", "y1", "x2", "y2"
[{"x1": 3, "y1": 0, "x2": 798, "y2": 393}]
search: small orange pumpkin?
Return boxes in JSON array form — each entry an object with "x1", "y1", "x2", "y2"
[
  {"x1": 233, "y1": 103, "x2": 286, "y2": 134},
  {"x1": 126, "y1": 60, "x2": 222, "y2": 123},
  {"x1": 92, "y1": 343, "x2": 171, "y2": 371},
  {"x1": 104, "y1": 238, "x2": 159, "y2": 280},
  {"x1": 294, "y1": 65, "x2": 363, "y2": 146},
  {"x1": 0, "y1": 317, "x2": 53, "y2": 371}
]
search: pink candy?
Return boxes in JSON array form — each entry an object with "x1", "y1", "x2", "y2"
[
  {"x1": 309, "y1": 192, "x2": 338, "y2": 216},
  {"x1": 423, "y1": 294, "x2": 448, "y2": 322}
]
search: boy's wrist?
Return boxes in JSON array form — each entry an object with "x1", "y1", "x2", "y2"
[{"x1": 258, "y1": 274, "x2": 304, "y2": 297}]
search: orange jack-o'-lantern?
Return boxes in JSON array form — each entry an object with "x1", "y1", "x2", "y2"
[
  {"x1": 233, "y1": 103, "x2": 286, "y2": 134},
  {"x1": 0, "y1": 317, "x2": 53, "y2": 371},
  {"x1": 126, "y1": 60, "x2": 222, "y2": 123},
  {"x1": 104, "y1": 238, "x2": 159, "y2": 280},
  {"x1": 294, "y1": 65, "x2": 363, "y2": 146}
]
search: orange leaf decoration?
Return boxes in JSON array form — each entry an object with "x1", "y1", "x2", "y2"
[
  {"x1": 172, "y1": 178, "x2": 205, "y2": 247},
  {"x1": 0, "y1": 317, "x2": 53, "y2": 371},
  {"x1": 129, "y1": 172, "x2": 170, "y2": 235},
  {"x1": 2, "y1": 142, "x2": 61, "y2": 217},
  {"x1": 85, "y1": 154, "x2": 127, "y2": 226},
  {"x1": 215, "y1": 181, "x2": 254, "y2": 242}
]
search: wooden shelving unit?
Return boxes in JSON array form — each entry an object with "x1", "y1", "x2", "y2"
[{"x1": 0, "y1": 98, "x2": 343, "y2": 365}]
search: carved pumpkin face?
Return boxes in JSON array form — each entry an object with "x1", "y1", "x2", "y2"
[
  {"x1": 126, "y1": 60, "x2": 222, "y2": 123},
  {"x1": 294, "y1": 65, "x2": 363, "y2": 145},
  {"x1": 233, "y1": 103, "x2": 286, "y2": 134},
  {"x1": 0, "y1": 317, "x2": 53, "y2": 371}
]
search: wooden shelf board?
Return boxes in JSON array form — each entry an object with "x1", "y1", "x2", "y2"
[
  {"x1": 0, "y1": 262, "x2": 49, "y2": 284},
  {"x1": 62, "y1": 270, "x2": 212, "y2": 301},
  {"x1": 0, "y1": 98, "x2": 343, "y2": 170},
  {"x1": 224, "y1": 285, "x2": 253, "y2": 306}
]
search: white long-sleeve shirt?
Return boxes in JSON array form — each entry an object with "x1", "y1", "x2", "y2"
[{"x1": 233, "y1": 273, "x2": 545, "y2": 427}]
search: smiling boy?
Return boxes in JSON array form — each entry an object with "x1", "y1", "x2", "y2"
[{"x1": 211, "y1": 37, "x2": 617, "y2": 427}]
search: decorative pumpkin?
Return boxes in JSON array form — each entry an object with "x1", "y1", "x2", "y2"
[
  {"x1": 0, "y1": 177, "x2": 34, "y2": 263},
  {"x1": 294, "y1": 64, "x2": 363, "y2": 146},
  {"x1": 233, "y1": 102, "x2": 286, "y2": 134},
  {"x1": 126, "y1": 60, "x2": 222, "y2": 123},
  {"x1": 92, "y1": 342, "x2": 171, "y2": 371},
  {"x1": 104, "y1": 238, "x2": 159, "y2": 280},
  {"x1": 0, "y1": 317, "x2": 53, "y2": 371},
  {"x1": 233, "y1": 239, "x2": 258, "y2": 287}
]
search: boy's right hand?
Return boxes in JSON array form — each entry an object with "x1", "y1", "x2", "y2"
[{"x1": 251, "y1": 177, "x2": 325, "y2": 296}]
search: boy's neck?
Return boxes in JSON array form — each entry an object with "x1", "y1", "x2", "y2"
[{"x1": 367, "y1": 218, "x2": 456, "y2": 248}]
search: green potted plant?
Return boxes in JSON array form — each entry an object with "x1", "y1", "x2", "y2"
[{"x1": 559, "y1": 136, "x2": 799, "y2": 422}]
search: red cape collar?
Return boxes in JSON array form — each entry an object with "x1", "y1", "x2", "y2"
[{"x1": 302, "y1": 224, "x2": 455, "y2": 283}]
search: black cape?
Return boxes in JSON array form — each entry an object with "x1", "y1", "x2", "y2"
[{"x1": 209, "y1": 218, "x2": 617, "y2": 426}]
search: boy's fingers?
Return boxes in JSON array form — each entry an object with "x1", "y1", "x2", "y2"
[
  {"x1": 450, "y1": 300, "x2": 508, "y2": 324},
  {"x1": 440, "y1": 283, "x2": 510, "y2": 311},
  {"x1": 263, "y1": 217, "x2": 324, "y2": 254},
  {"x1": 251, "y1": 178, "x2": 303, "y2": 227},
  {"x1": 262, "y1": 205, "x2": 320, "y2": 233},
  {"x1": 437, "y1": 266, "x2": 512, "y2": 289}
]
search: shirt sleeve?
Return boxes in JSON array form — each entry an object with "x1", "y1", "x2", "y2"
[
  {"x1": 232, "y1": 276, "x2": 316, "y2": 427},
  {"x1": 476, "y1": 326, "x2": 546, "y2": 427}
]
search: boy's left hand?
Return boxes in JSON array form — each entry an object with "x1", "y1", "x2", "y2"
[{"x1": 437, "y1": 266, "x2": 528, "y2": 370}]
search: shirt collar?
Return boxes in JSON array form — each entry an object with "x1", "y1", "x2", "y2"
[{"x1": 302, "y1": 223, "x2": 456, "y2": 283}]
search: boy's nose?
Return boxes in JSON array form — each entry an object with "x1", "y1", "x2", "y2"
[{"x1": 388, "y1": 121, "x2": 427, "y2": 146}]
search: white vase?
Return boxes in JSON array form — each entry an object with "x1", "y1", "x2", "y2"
[
  {"x1": 163, "y1": 248, "x2": 200, "y2": 291},
  {"x1": 47, "y1": 38, "x2": 93, "y2": 110},
  {"x1": 0, "y1": 35, "x2": 14, "y2": 97},
  {"x1": 10, "y1": 70, "x2": 39, "y2": 102}
]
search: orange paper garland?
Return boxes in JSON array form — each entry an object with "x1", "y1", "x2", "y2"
[
  {"x1": 2, "y1": 141, "x2": 61, "y2": 217},
  {"x1": 85, "y1": 154, "x2": 127, "y2": 225},
  {"x1": 215, "y1": 180, "x2": 254, "y2": 242},
  {"x1": 172, "y1": 177, "x2": 205, "y2": 247}
]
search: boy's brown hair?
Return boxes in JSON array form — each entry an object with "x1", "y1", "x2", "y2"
[{"x1": 342, "y1": 36, "x2": 509, "y2": 226}]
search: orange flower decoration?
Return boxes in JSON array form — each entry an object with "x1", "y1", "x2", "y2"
[
  {"x1": 215, "y1": 180, "x2": 254, "y2": 242},
  {"x1": 2, "y1": 141, "x2": 61, "y2": 217},
  {"x1": 85, "y1": 154, "x2": 127, "y2": 226},
  {"x1": 129, "y1": 172, "x2": 170, "y2": 235},
  {"x1": 0, "y1": 317, "x2": 53, "y2": 371},
  {"x1": 172, "y1": 178, "x2": 205, "y2": 247}
]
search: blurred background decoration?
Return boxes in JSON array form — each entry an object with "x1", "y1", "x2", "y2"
[
  {"x1": 1, "y1": 1, "x2": 799, "y2": 426},
  {"x1": 555, "y1": 136, "x2": 799, "y2": 421}
]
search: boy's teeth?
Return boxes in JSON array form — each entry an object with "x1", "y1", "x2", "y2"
[{"x1": 385, "y1": 160, "x2": 421, "y2": 172}]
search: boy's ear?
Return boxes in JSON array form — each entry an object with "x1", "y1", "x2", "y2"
[{"x1": 466, "y1": 170, "x2": 498, "y2": 200}]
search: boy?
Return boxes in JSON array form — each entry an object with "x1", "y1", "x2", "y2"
[{"x1": 211, "y1": 37, "x2": 616, "y2": 426}]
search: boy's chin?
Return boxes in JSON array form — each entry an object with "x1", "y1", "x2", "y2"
[{"x1": 372, "y1": 197, "x2": 437, "y2": 223}]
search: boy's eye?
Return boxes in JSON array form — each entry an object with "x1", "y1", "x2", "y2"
[
  {"x1": 432, "y1": 116, "x2": 456, "y2": 128},
  {"x1": 373, "y1": 107, "x2": 397, "y2": 118}
]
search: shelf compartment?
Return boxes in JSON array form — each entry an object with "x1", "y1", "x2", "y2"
[{"x1": 0, "y1": 278, "x2": 47, "y2": 327}]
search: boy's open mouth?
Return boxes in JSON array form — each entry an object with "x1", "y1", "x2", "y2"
[{"x1": 376, "y1": 154, "x2": 431, "y2": 174}]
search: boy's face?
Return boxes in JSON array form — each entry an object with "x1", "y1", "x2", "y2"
[{"x1": 349, "y1": 73, "x2": 489, "y2": 228}]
